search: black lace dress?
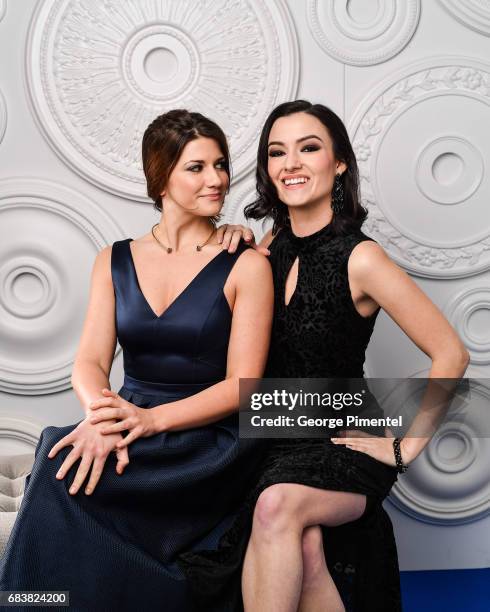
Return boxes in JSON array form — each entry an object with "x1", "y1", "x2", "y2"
[{"x1": 179, "y1": 223, "x2": 402, "y2": 612}]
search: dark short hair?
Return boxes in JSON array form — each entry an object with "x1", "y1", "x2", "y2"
[
  {"x1": 142, "y1": 109, "x2": 231, "y2": 222},
  {"x1": 244, "y1": 100, "x2": 367, "y2": 235}
]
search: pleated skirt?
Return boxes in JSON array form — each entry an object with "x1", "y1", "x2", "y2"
[{"x1": 0, "y1": 376, "x2": 265, "y2": 612}]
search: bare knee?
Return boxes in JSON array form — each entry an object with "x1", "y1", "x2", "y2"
[
  {"x1": 253, "y1": 484, "x2": 299, "y2": 535},
  {"x1": 301, "y1": 526, "x2": 327, "y2": 587}
]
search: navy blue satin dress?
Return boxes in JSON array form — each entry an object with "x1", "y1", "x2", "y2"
[{"x1": 0, "y1": 239, "x2": 262, "y2": 611}]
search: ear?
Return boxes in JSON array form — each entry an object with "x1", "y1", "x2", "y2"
[{"x1": 336, "y1": 161, "x2": 347, "y2": 176}]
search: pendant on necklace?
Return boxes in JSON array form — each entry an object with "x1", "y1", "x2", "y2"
[
  {"x1": 196, "y1": 246, "x2": 202, "y2": 252},
  {"x1": 167, "y1": 247, "x2": 172, "y2": 253}
]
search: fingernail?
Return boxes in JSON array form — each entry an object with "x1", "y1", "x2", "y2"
[
  {"x1": 56, "y1": 471, "x2": 62, "y2": 478},
  {"x1": 85, "y1": 488, "x2": 92, "y2": 495},
  {"x1": 69, "y1": 487, "x2": 76, "y2": 494}
]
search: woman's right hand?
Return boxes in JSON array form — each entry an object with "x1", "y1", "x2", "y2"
[{"x1": 48, "y1": 417, "x2": 129, "y2": 495}]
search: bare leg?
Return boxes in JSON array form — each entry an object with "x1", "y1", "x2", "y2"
[
  {"x1": 297, "y1": 526, "x2": 344, "y2": 612},
  {"x1": 242, "y1": 483, "x2": 366, "y2": 612}
]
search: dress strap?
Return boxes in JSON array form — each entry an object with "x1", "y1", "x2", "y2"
[
  {"x1": 110, "y1": 238, "x2": 134, "y2": 300},
  {"x1": 205, "y1": 241, "x2": 250, "y2": 290}
]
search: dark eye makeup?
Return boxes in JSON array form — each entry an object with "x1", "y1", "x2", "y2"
[
  {"x1": 187, "y1": 159, "x2": 228, "y2": 172},
  {"x1": 268, "y1": 143, "x2": 320, "y2": 157}
]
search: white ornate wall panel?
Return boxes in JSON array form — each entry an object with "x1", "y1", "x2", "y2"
[
  {"x1": 0, "y1": 178, "x2": 123, "y2": 395},
  {"x1": 0, "y1": 0, "x2": 488, "y2": 572},
  {"x1": 349, "y1": 57, "x2": 490, "y2": 279},
  {"x1": 386, "y1": 370, "x2": 490, "y2": 525},
  {"x1": 26, "y1": 0, "x2": 299, "y2": 200},
  {"x1": 437, "y1": 0, "x2": 490, "y2": 36},
  {"x1": 0, "y1": 89, "x2": 6, "y2": 145},
  {"x1": 306, "y1": 0, "x2": 421, "y2": 66}
]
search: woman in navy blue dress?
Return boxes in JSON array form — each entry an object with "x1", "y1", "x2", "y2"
[{"x1": 0, "y1": 109, "x2": 273, "y2": 611}]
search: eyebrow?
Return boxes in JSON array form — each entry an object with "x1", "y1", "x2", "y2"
[
  {"x1": 184, "y1": 157, "x2": 226, "y2": 164},
  {"x1": 268, "y1": 134, "x2": 323, "y2": 147}
]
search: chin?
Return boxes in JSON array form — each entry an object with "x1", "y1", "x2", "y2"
[
  {"x1": 201, "y1": 203, "x2": 223, "y2": 217},
  {"x1": 280, "y1": 195, "x2": 312, "y2": 208}
]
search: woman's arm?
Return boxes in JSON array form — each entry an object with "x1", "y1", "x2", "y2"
[
  {"x1": 71, "y1": 246, "x2": 117, "y2": 414},
  {"x1": 333, "y1": 241, "x2": 470, "y2": 466},
  {"x1": 90, "y1": 249, "x2": 274, "y2": 446},
  {"x1": 48, "y1": 246, "x2": 130, "y2": 494},
  {"x1": 348, "y1": 241, "x2": 469, "y2": 377}
]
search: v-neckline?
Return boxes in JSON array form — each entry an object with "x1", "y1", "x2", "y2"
[{"x1": 127, "y1": 239, "x2": 227, "y2": 320}]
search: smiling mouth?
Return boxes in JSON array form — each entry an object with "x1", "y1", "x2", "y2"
[{"x1": 282, "y1": 177, "x2": 309, "y2": 187}]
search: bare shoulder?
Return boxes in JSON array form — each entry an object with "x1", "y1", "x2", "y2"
[
  {"x1": 226, "y1": 249, "x2": 272, "y2": 295},
  {"x1": 92, "y1": 245, "x2": 114, "y2": 286},
  {"x1": 94, "y1": 244, "x2": 112, "y2": 268},
  {"x1": 234, "y1": 247, "x2": 272, "y2": 278},
  {"x1": 348, "y1": 239, "x2": 391, "y2": 276}
]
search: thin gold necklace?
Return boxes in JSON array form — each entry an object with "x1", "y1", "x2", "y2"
[{"x1": 151, "y1": 223, "x2": 216, "y2": 253}]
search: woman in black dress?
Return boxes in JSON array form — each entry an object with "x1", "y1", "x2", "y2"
[
  {"x1": 196, "y1": 100, "x2": 469, "y2": 611},
  {"x1": 0, "y1": 110, "x2": 273, "y2": 611}
]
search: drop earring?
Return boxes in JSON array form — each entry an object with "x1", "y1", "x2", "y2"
[{"x1": 331, "y1": 173, "x2": 344, "y2": 215}]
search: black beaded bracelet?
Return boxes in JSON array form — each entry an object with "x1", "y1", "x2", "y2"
[{"x1": 393, "y1": 437, "x2": 408, "y2": 473}]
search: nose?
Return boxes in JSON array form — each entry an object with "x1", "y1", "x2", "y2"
[
  {"x1": 204, "y1": 165, "x2": 224, "y2": 188},
  {"x1": 284, "y1": 151, "x2": 301, "y2": 172}
]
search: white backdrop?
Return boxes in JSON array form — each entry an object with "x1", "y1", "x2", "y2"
[{"x1": 0, "y1": 0, "x2": 489, "y2": 572}]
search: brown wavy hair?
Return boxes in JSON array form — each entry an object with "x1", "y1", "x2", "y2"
[{"x1": 142, "y1": 109, "x2": 231, "y2": 223}]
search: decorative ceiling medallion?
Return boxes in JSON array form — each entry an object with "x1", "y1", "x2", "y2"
[
  {"x1": 307, "y1": 0, "x2": 420, "y2": 66},
  {"x1": 438, "y1": 0, "x2": 490, "y2": 36},
  {"x1": 415, "y1": 136, "x2": 483, "y2": 205},
  {"x1": 386, "y1": 369, "x2": 490, "y2": 524},
  {"x1": 349, "y1": 57, "x2": 490, "y2": 278},
  {"x1": 0, "y1": 415, "x2": 44, "y2": 451},
  {"x1": 0, "y1": 178, "x2": 123, "y2": 395},
  {"x1": 26, "y1": 0, "x2": 299, "y2": 201},
  {"x1": 444, "y1": 287, "x2": 490, "y2": 365}
]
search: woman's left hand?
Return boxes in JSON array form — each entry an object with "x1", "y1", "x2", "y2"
[
  {"x1": 216, "y1": 224, "x2": 270, "y2": 255},
  {"x1": 331, "y1": 429, "x2": 409, "y2": 468},
  {"x1": 89, "y1": 389, "x2": 158, "y2": 448}
]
